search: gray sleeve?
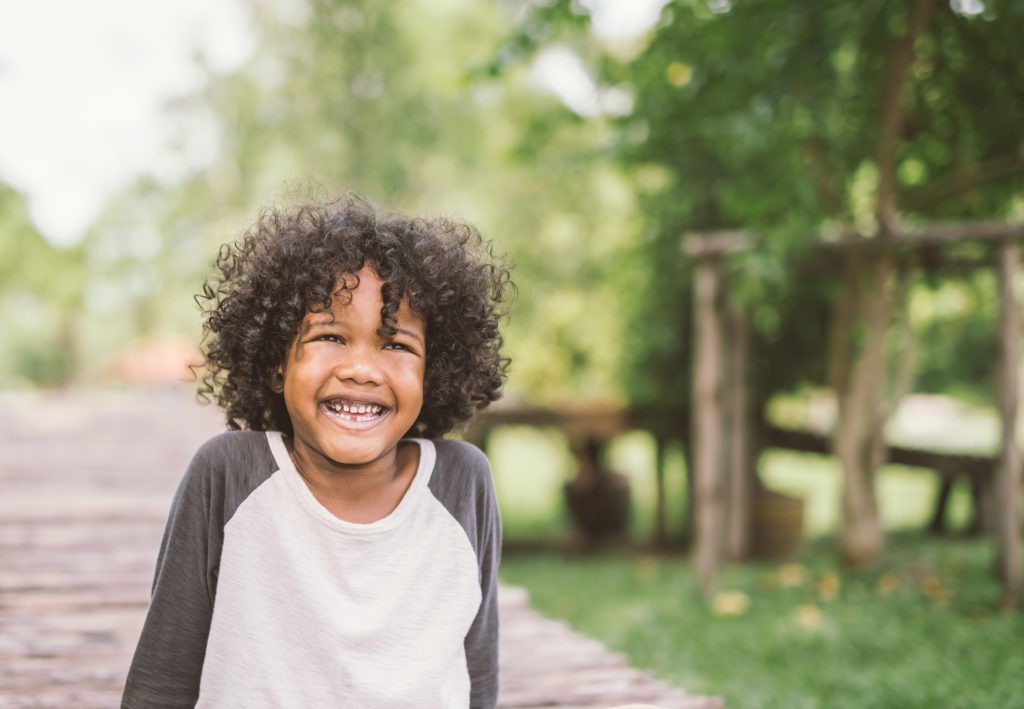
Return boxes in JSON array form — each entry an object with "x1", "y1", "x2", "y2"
[
  {"x1": 430, "y1": 440, "x2": 502, "y2": 709},
  {"x1": 121, "y1": 432, "x2": 275, "y2": 708}
]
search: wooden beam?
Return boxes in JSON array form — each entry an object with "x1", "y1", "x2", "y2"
[
  {"x1": 826, "y1": 221, "x2": 1024, "y2": 249},
  {"x1": 764, "y1": 424, "x2": 994, "y2": 481},
  {"x1": 681, "y1": 221, "x2": 1024, "y2": 258},
  {"x1": 683, "y1": 230, "x2": 752, "y2": 258}
]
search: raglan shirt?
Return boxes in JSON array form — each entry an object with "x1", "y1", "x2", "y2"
[{"x1": 121, "y1": 431, "x2": 501, "y2": 709}]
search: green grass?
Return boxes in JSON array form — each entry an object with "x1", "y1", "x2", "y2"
[
  {"x1": 488, "y1": 419, "x2": 1021, "y2": 707},
  {"x1": 500, "y1": 536, "x2": 1024, "y2": 708}
]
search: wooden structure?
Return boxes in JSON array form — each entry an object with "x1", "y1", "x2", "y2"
[
  {"x1": 465, "y1": 404, "x2": 686, "y2": 548},
  {"x1": 0, "y1": 392, "x2": 721, "y2": 708},
  {"x1": 763, "y1": 425, "x2": 993, "y2": 533},
  {"x1": 467, "y1": 404, "x2": 1005, "y2": 539},
  {"x1": 466, "y1": 404, "x2": 644, "y2": 546},
  {"x1": 685, "y1": 233, "x2": 755, "y2": 594},
  {"x1": 685, "y1": 222, "x2": 1024, "y2": 605}
]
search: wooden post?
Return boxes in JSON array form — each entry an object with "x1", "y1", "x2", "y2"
[
  {"x1": 725, "y1": 308, "x2": 753, "y2": 560},
  {"x1": 995, "y1": 239, "x2": 1021, "y2": 609},
  {"x1": 692, "y1": 255, "x2": 725, "y2": 596}
]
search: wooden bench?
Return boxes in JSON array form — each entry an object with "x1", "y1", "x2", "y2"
[{"x1": 764, "y1": 424, "x2": 994, "y2": 534}]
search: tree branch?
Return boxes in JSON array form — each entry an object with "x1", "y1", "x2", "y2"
[
  {"x1": 875, "y1": 0, "x2": 935, "y2": 232},
  {"x1": 902, "y1": 149, "x2": 1024, "y2": 210}
]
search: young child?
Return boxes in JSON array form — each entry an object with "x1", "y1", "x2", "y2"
[{"x1": 122, "y1": 195, "x2": 513, "y2": 709}]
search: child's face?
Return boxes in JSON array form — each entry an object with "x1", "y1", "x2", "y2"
[{"x1": 278, "y1": 266, "x2": 426, "y2": 471}]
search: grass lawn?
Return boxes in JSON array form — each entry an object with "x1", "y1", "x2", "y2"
[
  {"x1": 489, "y1": 417, "x2": 1023, "y2": 708},
  {"x1": 500, "y1": 536, "x2": 1024, "y2": 708}
]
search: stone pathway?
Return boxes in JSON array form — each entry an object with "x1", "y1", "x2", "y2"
[{"x1": 0, "y1": 391, "x2": 720, "y2": 709}]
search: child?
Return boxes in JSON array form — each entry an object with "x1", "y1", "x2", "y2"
[{"x1": 122, "y1": 195, "x2": 513, "y2": 708}]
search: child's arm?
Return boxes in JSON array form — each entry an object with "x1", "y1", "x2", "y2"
[{"x1": 121, "y1": 443, "x2": 222, "y2": 708}]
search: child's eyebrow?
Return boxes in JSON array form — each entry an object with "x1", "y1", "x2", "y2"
[
  {"x1": 392, "y1": 326, "x2": 425, "y2": 347},
  {"x1": 300, "y1": 318, "x2": 424, "y2": 346},
  {"x1": 300, "y1": 318, "x2": 336, "y2": 334}
]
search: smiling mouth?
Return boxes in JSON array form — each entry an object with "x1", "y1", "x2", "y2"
[{"x1": 322, "y1": 398, "x2": 388, "y2": 422}]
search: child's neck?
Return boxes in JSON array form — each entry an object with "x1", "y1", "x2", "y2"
[{"x1": 285, "y1": 438, "x2": 420, "y2": 524}]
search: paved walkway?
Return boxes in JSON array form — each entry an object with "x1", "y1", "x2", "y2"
[{"x1": 0, "y1": 391, "x2": 720, "y2": 709}]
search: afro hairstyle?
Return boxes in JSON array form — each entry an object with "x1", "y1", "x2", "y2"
[{"x1": 196, "y1": 194, "x2": 514, "y2": 439}]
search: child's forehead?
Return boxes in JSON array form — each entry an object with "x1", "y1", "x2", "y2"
[
  {"x1": 327, "y1": 266, "x2": 422, "y2": 303},
  {"x1": 324, "y1": 275, "x2": 384, "y2": 306},
  {"x1": 304, "y1": 268, "x2": 422, "y2": 319},
  {"x1": 298, "y1": 301, "x2": 418, "y2": 329},
  {"x1": 330, "y1": 264, "x2": 384, "y2": 290}
]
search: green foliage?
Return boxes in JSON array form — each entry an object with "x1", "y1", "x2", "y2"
[
  {"x1": 509, "y1": 0, "x2": 1024, "y2": 411},
  {"x1": 618, "y1": 0, "x2": 1024, "y2": 225},
  {"x1": 0, "y1": 184, "x2": 85, "y2": 302},
  {"x1": 898, "y1": 0, "x2": 1024, "y2": 218},
  {"x1": 911, "y1": 269, "x2": 999, "y2": 399},
  {"x1": 9, "y1": 334, "x2": 74, "y2": 387},
  {"x1": 153, "y1": 0, "x2": 644, "y2": 403},
  {"x1": 0, "y1": 0, "x2": 639, "y2": 398},
  {"x1": 501, "y1": 535, "x2": 1024, "y2": 708},
  {"x1": 8, "y1": 0, "x2": 1023, "y2": 407},
  {"x1": 0, "y1": 183, "x2": 86, "y2": 386}
]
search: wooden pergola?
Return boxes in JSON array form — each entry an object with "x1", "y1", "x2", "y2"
[{"x1": 687, "y1": 220, "x2": 1024, "y2": 607}]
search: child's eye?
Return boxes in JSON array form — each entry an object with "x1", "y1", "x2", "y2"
[
  {"x1": 384, "y1": 342, "x2": 413, "y2": 353},
  {"x1": 315, "y1": 334, "x2": 343, "y2": 344}
]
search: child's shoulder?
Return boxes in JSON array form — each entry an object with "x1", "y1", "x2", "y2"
[
  {"x1": 430, "y1": 438, "x2": 494, "y2": 490},
  {"x1": 432, "y1": 438, "x2": 489, "y2": 470},
  {"x1": 426, "y1": 439, "x2": 498, "y2": 541},
  {"x1": 185, "y1": 430, "x2": 277, "y2": 482},
  {"x1": 195, "y1": 429, "x2": 272, "y2": 460},
  {"x1": 170, "y1": 431, "x2": 279, "y2": 526},
  {"x1": 176, "y1": 430, "x2": 278, "y2": 502}
]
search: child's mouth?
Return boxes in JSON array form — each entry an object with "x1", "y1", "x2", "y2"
[{"x1": 322, "y1": 398, "x2": 387, "y2": 423}]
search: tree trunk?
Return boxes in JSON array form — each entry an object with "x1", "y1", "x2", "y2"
[
  {"x1": 832, "y1": 252, "x2": 895, "y2": 566},
  {"x1": 830, "y1": 0, "x2": 934, "y2": 567}
]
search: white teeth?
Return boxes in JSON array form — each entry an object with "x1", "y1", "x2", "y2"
[{"x1": 328, "y1": 401, "x2": 383, "y2": 416}]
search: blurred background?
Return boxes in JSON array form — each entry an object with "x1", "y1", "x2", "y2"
[{"x1": 3, "y1": 0, "x2": 1024, "y2": 706}]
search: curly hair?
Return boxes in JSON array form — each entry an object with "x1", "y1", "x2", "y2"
[{"x1": 196, "y1": 194, "x2": 514, "y2": 439}]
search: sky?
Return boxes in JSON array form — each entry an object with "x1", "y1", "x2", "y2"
[
  {"x1": 0, "y1": 0, "x2": 666, "y2": 247},
  {"x1": 0, "y1": 0, "x2": 254, "y2": 245}
]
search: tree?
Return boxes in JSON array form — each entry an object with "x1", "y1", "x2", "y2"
[
  {"x1": 508, "y1": 0, "x2": 1024, "y2": 563},
  {"x1": 152, "y1": 0, "x2": 640, "y2": 404},
  {"x1": 0, "y1": 182, "x2": 86, "y2": 386}
]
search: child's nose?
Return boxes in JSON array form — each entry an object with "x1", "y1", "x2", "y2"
[{"x1": 334, "y1": 346, "x2": 383, "y2": 384}]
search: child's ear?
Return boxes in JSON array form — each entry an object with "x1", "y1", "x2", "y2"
[{"x1": 270, "y1": 368, "x2": 284, "y2": 393}]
